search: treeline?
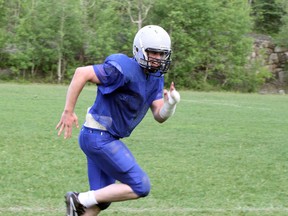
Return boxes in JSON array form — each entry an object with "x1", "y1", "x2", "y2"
[{"x1": 0, "y1": 0, "x2": 287, "y2": 92}]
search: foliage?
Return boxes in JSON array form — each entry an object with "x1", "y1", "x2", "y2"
[
  {"x1": 0, "y1": 0, "x2": 287, "y2": 91},
  {"x1": 250, "y1": 0, "x2": 286, "y2": 35},
  {"x1": 274, "y1": 0, "x2": 288, "y2": 47},
  {"x1": 1, "y1": 0, "x2": 84, "y2": 81},
  {"x1": 223, "y1": 58, "x2": 273, "y2": 93},
  {"x1": 150, "y1": 0, "x2": 255, "y2": 91},
  {"x1": 83, "y1": 1, "x2": 136, "y2": 63}
]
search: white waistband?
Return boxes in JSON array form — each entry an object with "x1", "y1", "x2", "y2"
[{"x1": 84, "y1": 113, "x2": 107, "y2": 131}]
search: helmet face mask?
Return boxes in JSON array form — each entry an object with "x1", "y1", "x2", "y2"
[
  {"x1": 133, "y1": 25, "x2": 172, "y2": 74},
  {"x1": 145, "y1": 49, "x2": 171, "y2": 73}
]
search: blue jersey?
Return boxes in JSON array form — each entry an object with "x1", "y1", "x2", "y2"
[{"x1": 89, "y1": 54, "x2": 164, "y2": 138}]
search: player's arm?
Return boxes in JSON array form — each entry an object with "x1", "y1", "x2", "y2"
[
  {"x1": 151, "y1": 82, "x2": 180, "y2": 123},
  {"x1": 56, "y1": 66, "x2": 100, "y2": 139}
]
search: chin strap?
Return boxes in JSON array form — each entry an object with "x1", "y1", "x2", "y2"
[{"x1": 159, "y1": 90, "x2": 180, "y2": 119}]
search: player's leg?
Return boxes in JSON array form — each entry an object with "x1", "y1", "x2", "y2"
[
  {"x1": 84, "y1": 156, "x2": 116, "y2": 215},
  {"x1": 65, "y1": 127, "x2": 115, "y2": 216},
  {"x1": 68, "y1": 127, "x2": 151, "y2": 214},
  {"x1": 65, "y1": 156, "x2": 115, "y2": 216},
  {"x1": 83, "y1": 205, "x2": 100, "y2": 216},
  {"x1": 80, "y1": 126, "x2": 151, "y2": 199},
  {"x1": 86, "y1": 137, "x2": 151, "y2": 202},
  {"x1": 80, "y1": 127, "x2": 119, "y2": 215}
]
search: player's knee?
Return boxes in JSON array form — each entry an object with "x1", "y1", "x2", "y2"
[{"x1": 132, "y1": 175, "x2": 151, "y2": 197}]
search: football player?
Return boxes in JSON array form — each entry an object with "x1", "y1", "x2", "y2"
[{"x1": 56, "y1": 25, "x2": 180, "y2": 216}]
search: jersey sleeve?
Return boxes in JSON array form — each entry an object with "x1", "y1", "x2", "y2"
[
  {"x1": 155, "y1": 87, "x2": 163, "y2": 101},
  {"x1": 93, "y1": 59, "x2": 125, "y2": 94},
  {"x1": 154, "y1": 76, "x2": 164, "y2": 101}
]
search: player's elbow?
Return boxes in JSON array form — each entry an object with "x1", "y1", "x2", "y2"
[{"x1": 74, "y1": 66, "x2": 98, "y2": 83}]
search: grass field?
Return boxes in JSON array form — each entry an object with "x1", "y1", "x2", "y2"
[{"x1": 0, "y1": 83, "x2": 287, "y2": 216}]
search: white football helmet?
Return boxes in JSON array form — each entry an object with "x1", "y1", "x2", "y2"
[{"x1": 133, "y1": 25, "x2": 171, "y2": 73}]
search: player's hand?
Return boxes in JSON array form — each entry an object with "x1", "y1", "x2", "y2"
[
  {"x1": 56, "y1": 111, "x2": 79, "y2": 139},
  {"x1": 163, "y1": 82, "x2": 180, "y2": 105}
]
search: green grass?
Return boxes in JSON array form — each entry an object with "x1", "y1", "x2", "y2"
[{"x1": 0, "y1": 83, "x2": 287, "y2": 216}]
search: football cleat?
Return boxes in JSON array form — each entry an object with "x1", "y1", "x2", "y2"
[{"x1": 65, "y1": 192, "x2": 86, "y2": 216}]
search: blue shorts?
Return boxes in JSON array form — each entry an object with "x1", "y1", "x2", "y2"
[{"x1": 78, "y1": 126, "x2": 150, "y2": 197}]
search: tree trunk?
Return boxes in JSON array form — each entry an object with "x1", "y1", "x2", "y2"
[
  {"x1": 57, "y1": 54, "x2": 62, "y2": 83},
  {"x1": 57, "y1": 1, "x2": 65, "y2": 83},
  {"x1": 137, "y1": 0, "x2": 142, "y2": 30}
]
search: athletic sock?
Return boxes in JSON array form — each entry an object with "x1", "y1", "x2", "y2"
[{"x1": 78, "y1": 191, "x2": 98, "y2": 208}]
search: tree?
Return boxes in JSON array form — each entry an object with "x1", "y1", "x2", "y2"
[
  {"x1": 0, "y1": 0, "x2": 22, "y2": 71},
  {"x1": 151, "y1": 0, "x2": 256, "y2": 91},
  {"x1": 275, "y1": 0, "x2": 288, "y2": 47},
  {"x1": 250, "y1": 0, "x2": 285, "y2": 35},
  {"x1": 2, "y1": 0, "x2": 86, "y2": 81},
  {"x1": 82, "y1": 0, "x2": 136, "y2": 62},
  {"x1": 126, "y1": 0, "x2": 153, "y2": 30},
  {"x1": 0, "y1": 0, "x2": 281, "y2": 91}
]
